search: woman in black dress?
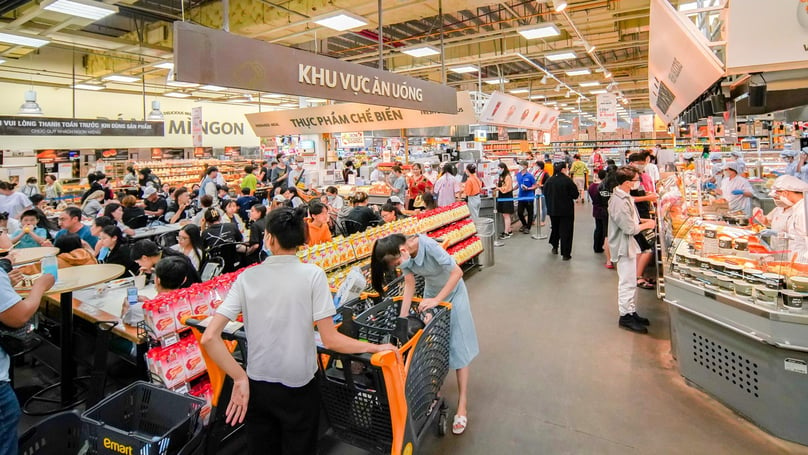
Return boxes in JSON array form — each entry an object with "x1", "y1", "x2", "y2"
[{"x1": 496, "y1": 162, "x2": 515, "y2": 239}]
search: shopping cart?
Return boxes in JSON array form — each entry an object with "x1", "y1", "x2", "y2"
[{"x1": 318, "y1": 296, "x2": 453, "y2": 455}]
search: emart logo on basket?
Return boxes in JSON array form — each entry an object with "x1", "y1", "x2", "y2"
[{"x1": 102, "y1": 437, "x2": 133, "y2": 455}]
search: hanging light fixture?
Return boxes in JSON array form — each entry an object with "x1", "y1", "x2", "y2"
[
  {"x1": 147, "y1": 100, "x2": 163, "y2": 121},
  {"x1": 18, "y1": 90, "x2": 43, "y2": 116},
  {"x1": 540, "y1": 75, "x2": 548, "y2": 84}
]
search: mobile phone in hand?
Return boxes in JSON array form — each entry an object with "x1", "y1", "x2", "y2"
[{"x1": 126, "y1": 286, "x2": 139, "y2": 306}]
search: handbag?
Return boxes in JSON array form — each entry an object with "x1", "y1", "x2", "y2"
[
  {"x1": 635, "y1": 228, "x2": 656, "y2": 251},
  {"x1": 0, "y1": 314, "x2": 42, "y2": 356}
]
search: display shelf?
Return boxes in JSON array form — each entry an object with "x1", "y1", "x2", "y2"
[
  {"x1": 418, "y1": 203, "x2": 471, "y2": 233},
  {"x1": 448, "y1": 236, "x2": 483, "y2": 265},
  {"x1": 133, "y1": 159, "x2": 252, "y2": 189},
  {"x1": 427, "y1": 218, "x2": 476, "y2": 248}
]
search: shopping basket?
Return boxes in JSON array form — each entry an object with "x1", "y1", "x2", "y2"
[
  {"x1": 19, "y1": 410, "x2": 83, "y2": 455},
  {"x1": 81, "y1": 381, "x2": 205, "y2": 455},
  {"x1": 318, "y1": 297, "x2": 452, "y2": 455}
]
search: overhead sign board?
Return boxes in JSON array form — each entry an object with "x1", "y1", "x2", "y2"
[
  {"x1": 245, "y1": 91, "x2": 476, "y2": 136},
  {"x1": 174, "y1": 22, "x2": 458, "y2": 114},
  {"x1": 597, "y1": 93, "x2": 618, "y2": 133},
  {"x1": 478, "y1": 91, "x2": 559, "y2": 131},
  {"x1": 191, "y1": 107, "x2": 203, "y2": 147},
  {"x1": 727, "y1": 0, "x2": 808, "y2": 73},
  {"x1": 639, "y1": 114, "x2": 655, "y2": 132},
  {"x1": 648, "y1": 0, "x2": 724, "y2": 125},
  {"x1": 0, "y1": 116, "x2": 164, "y2": 136},
  {"x1": 340, "y1": 132, "x2": 364, "y2": 147}
]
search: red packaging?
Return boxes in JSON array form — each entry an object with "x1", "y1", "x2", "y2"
[
  {"x1": 189, "y1": 289, "x2": 212, "y2": 317},
  {"x1": 183, "y1": 338, "x2": 207, "y2": 378},
  {"x1": 158, "y1": 344, "x2": 186, "y2": 389},
  {"x1": 145, "y1": 298, "x2": 177, "y2": 338},
  {"x1": 171, "y1": 291, "x2": 194, "y2": 328}
]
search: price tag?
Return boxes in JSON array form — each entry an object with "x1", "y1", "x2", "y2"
[
  {"x1": 161, "y1": 333, "x2": 180, "y2": 348},
  {"x1": 784, "y1": 358, "x2": 807, "y2": 375}
]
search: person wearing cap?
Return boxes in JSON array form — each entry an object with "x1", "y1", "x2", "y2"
[
  {"x1": 780, "y1": 150, "x2": 798, "y2": 177},
  {"x1": 386, "y1": 195, "x2": 415, "y2": 216},
  {"x1": 729, "y1": 150, "x2": 746, "y2": 174},
  {"x1": 514, "y1": 160, "x2": 537, "y2": 234},
  {"x1": 716, "y1": 162, "x2": 753, "y2": 215},
  {"x1": 140, "y1": 186, "x2": 168, "y2": 222},
  {"x1": 752, "y1": 175, "x2": 808, "y2": 233},
  {"x1": 681, "y1": 152, "x2": 695, "y2": 171},
  {"x1": 708, "y1": 152, "x2": 724, "y2": 186}
]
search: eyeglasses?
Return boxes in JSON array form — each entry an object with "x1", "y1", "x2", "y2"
[{"x1": 630, "y1": 178, "x2": 640, "y2": 182}]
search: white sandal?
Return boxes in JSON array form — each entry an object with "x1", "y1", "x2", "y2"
[{"x1": 452, "y1": 415, "x2": 467, "y2": 435}]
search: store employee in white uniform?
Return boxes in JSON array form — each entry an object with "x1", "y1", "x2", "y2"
[
  {"x1": 716, "y1": 162, "x2": 753, "y2": 216},
  {"x1": 753, "y1": 175, "x2": 808, "y2": 233}
]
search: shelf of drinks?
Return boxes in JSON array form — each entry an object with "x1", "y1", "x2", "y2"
[
  {"x1": 448, "y1": 236, "x2": 483, "y2": 265},
  {"x1": 428, "y1": 218, "x2": 476, "y2": 248}
]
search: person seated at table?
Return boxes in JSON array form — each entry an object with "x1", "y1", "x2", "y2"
[
  {"x1": 306, "y1": 201, "x2": 332, "y2": 246},
  {"x1": 89, "y1": 216, "x2": 115, "y2": 256},
  {"x1": 0, "y1": 181, "x2": 33, "y2": 220},
  {"x1": 222, "y1": 200, "x2": 246, "y2": 233},
  {"x1": 202, "y1": 208, "x2": 243, "y2": 252},
  {"x1": 81, "y1": 172, "x2": 108, "y2": 204},
  {"x1": 130, "y1": 239, "x2": 201, "y2": 285},
  {"x1": 245, "y1": 204, "x2": 267, "y2": 265},
  {"x1": 102, "y1": 203, "x2": 136, "y2": 236},
  {"x1": 236, "y1": 188, "x2": 258, "y2": 221},
  {"x1": 165, "y1": 187, "x2": 195, "y2": 225},
  {"x1": 171, "y1": 224, "x2": 204, "y2": 271},
  {"x1": 10, "y1": 210, "x2": 50, "y2": 249},
  {"x1": 283, "y1": 186, "x2": 305, "y2": 208},
  {"x1": 139, "y1": 187, "x2": 167, "y2": 223},
  {"x1": 56, "y1": 206, "x2": 98, "y2": 249},
  {"x1": 0, "y1": 212, "x2": 20, "y2": 243},
  {"x1": 121, "y1": 195, "x2": 147, "y2": 229},
  {"x1": 52, "y1": 233, "x2": 97, "y2": 268},
  {"x1": 343, "y1": 192, "x2": 382, "y2": 235},
  {"x1": 122, "y1": 165, "x2": 138, "y2": 187},
  {"x1": 154, "y1": 256, "x2": 198, "y2": 292},
  {"x1": 81, "y1": 190, "x2": 105, "y2": 219},
  {"x1": 192, "y1": 195, "x2": 225, "y2": 229},
  {"x1": 158, "y1": 183, "x2": 172, "y2": 200},
  {"x1": 380, "y1": 203, "x2": 407, "y2": 224},
  {"x1": 97, "y1": 225, "x2": 138, "y2": 277}
]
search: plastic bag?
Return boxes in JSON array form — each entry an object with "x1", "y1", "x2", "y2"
[{"x1": 334, "y1": 266, "x2": 366, "y2": 308}]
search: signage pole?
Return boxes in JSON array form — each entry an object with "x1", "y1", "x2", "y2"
[
  {"x1": 402, "y1": 129, "x2": 408, "y2": 164},
  {"x1": 377, "y1": 0, "x2": 383, "y2": 70},
  {"x1": 439, "y1": 0, "x2": 446, "y2": 84}
]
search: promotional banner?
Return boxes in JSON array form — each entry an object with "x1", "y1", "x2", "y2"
[
  {"x1": 639, "y1": 114, "x2": 655, "y2": 133},
  {"x1": 596, "y1": 93, "x2": 618, "y2": 132},
  {"x1": 0, "y1": 116, "x2": 163, "y2": 136},
  {"x1": 340, "y1": 132, "x2": 364, "y2": 147},
  {"x1": 477, "y1": 91, "x2": 559, "y2": 130},
  {"x1": 94, "y1": 149, "x2": 129, "y2": 161},
  {"x1": 191, "y1": 107, "x2": 203, "y2": 147},
  {"x1": 648, "y1": 0, "x2": 724, "y2": 125},
  {"x1": 174, "y1": 22, "x2": 457, "y2": 114},
  {"x1": 727, "y1": 0, "x2": 808, "y2": 73},
  {"x1": 246, "y1": 91, "x2": 476, "y2": 136}
]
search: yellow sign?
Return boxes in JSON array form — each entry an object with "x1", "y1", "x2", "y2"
[
  {"x1": 103, "y1": 437, "x2": 133, "y2": 455},
  {"x1": 402, "y1": 442, "x2": 414, "y2": 455}
]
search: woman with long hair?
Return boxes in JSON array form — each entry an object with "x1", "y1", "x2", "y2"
[
  {"x1": 81, "y1": 190, "x2": 105, "y2": 219},
  {"x1": 171, "y1": 224, "x2": 204, "y2": 270},
  {"x1": 102, "y1": 202, "x2": 136, "y2": 236},
  {"x1": 407, "y1": 163, "x2": 433, "y2": 210},
  {"x1": 463, "y1": 163, "x2": 482, "y2": 220},
  {"x1": 370, "y1": 233, "x2": 478, "y2": 435},
  {"x1": 96, "y1": 225, "x2": 138, "y2": 276},
  {"x1": 433, "y1": 163, "x2": 458, "y2": 208},
  {"x1": 496, "y1": 162, "x2": 515, "y2": 238}
]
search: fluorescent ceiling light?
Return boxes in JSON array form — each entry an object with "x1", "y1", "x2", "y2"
[
  {"x1": 509, "y1": 88, "x2": 529, "y2": 94},
  {"x1": 401, "y1": 45, "x2": 440, "y2": 57},
  {"x1": 559, "y1": 103, "x2": 568, "y2": 107},
  {"x1": 167, "y1": 80, "x2": 200, "y2": 88},
  {"x1": 73, "y1": 82, "x2": 105, "y2": 91},
  {"x1": 562, "y1": 107, "x2": 575, "y2": 111},
  {"x1": 0, "y1": 31, "x2": 50, "y2": 48},
  {"x1": 603, "y1": 71, "x2": 613, "y2": 79},
  {"x1": 227, "y1": 97, "x2": 249, "y2": 103},
  {"x1": 201, "y1": 85, "x2": 226, "y2": 91},
  {"x1": 590, "y1": 89, "x2": 608, "y2": 94},
  {"x1": 313, "y1": 11, "x2": 368, "y2": 31},
  {"x1": 263, "y1": 93, "x2": 285, "y2": 98},
  {"x1": 553, "y1": 0, "x2": 568, "y2": 12},
  {"x1": 153, "y1": 62, "x2": 174, "y2": 69},
  {"x1": 579, "y1": 81, "x2": 600, "y2": 87},
  {"x1": 517, "y1": 23, "x2": 561, "y2": 40},
  {"x1": 528, "y1": 95, "x2": 546, "y2": 100},
  {"x1": 43, "y1": 0, "x2": 117, "y2": 21},
  {"x1": 0, "y1": 59, "x2": 5, "y2": 65},
  {"x1": 102, "y1": 74, "x2": 139, "y2": 83},
  {"x1": 449, "y1": 65, "x2": 479, "y2": 74},
  {"x1": 305, "y1": 98, "x2": 327, "y2": 103},
  {"x1": 164, "y1": 92, "x2": 191, "y2": 98},
  {"x1": 484, "y1": 78, "x2": 509, "y2": 85},
  {"x1": 565, "y1": 68, "x2": 591, "y2": 76},
  {"x1": 585, "y1": 43, "x2": 597, "y2": 54},
  {"x1": 545, "y1": 101, "x2": 558, "y2": 105},
  {"x1": 280, "y1": 103, "x2": 299, "y2": 107},
  {"x1": 546, "y1": 51, "x2": 577, "y2": 61}
]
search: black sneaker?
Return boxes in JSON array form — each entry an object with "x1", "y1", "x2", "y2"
[
  {"x1": 619, "y1": 314, "x2": 648, "y2": 334},
  {"x1": 632, "y1": 312, "x2": 650, "y2": 326},
  {"x1": 551, "y1": 247, "x2": 558, "y2": 255},
  {"x1": 503, "y1": 232, "x2": 512, "y2": 239},
  {"x1": 562, "y1": 255, "x2": 572, "y2": 261}
]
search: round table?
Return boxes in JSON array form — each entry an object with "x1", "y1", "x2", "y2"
[
  {"x1": 21, "y1": 264, "x2": 125, "y2": 415},
  {"x1": 7, "y1": 246, "x2": 60, "y2": 266}
]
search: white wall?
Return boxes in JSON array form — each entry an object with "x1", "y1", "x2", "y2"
[{"x1": 0, "y1": 81, "x2": 263, "y2": 149}]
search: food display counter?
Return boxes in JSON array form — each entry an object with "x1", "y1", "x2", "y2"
[{"x1": 658, "y1": 172, "x2": 808, "y2": 446}]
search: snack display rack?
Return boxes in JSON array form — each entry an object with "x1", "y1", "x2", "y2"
[
  {"x1": 133, "y1": 159, "x2": 253, "y2": 188},
  {"x1": 658, "y1": 170, "x2": 808, "y2": 447}
]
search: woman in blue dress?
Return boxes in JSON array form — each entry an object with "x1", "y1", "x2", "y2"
[{"x1": 371, "y1": 233, "x2": 479, "y2": 435}]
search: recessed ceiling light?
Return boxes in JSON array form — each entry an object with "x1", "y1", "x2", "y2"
[
  {"x1": 72, "y1": 82, "x2": 106, "y2": 91},
  {"x1": 263, "y1": 93, "x2": 285, "y2": 98},
  {"x1": 280, "y1": 103, "x2": 299, "y2": 108},
  {"x1": 579, "y1": 81, "x2": 600, "y2": 87},
  {"x1": 565, "y1": 68, "x2": 591, "y2": 76},
  {"x1": 164, "y1": 92, "x2": 191, "y2": 98},
  {"x1": 43, "y1": 0, "x2": 117, "y2": 21},
  {"x1": 509, "y1": 88, "x2": 530, "y2": 94},
  {"x1": 401, "y1": 45, "x2": 440, "y2": 57},
  {"x1": 167, "y1": 80, "x2": 200, "y2": 88},
  {"x1": 313, "y1": 11, "x2": 368, "y2": 31},
  {"x1": 102, "y1": 74, "x2": 139, "y2": 83},
  {"x1": 449, "y1": 65, "x2": 479, "y2": 74},
  {"x1": 201, "y1": 85, "x2": 226, "y2": 91},
  {"x1": 517, "y1": 23, "x2": 561, "y2": 40},
  {"x1": 546, "y1": 51, "x2": 577, "y2": 61},
  {"x1": 0, "y1": 31, "x2": 50, "y2": 48},
  {"x1": 529, "y1": 95, "x2": 546, "y2": 100},
  {"x1": 153, "y1": 62, "x2": 174, "y2": 70},
  {"x1": 484, "y1": 78, "x2": 509, "y2": 85},
  {"x1": 590, "y1": 89, "x2": 608, "y2": 94}
]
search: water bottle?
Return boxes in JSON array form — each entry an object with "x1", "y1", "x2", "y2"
[{"x1": 41, "y1": 255, "x2": 58, "y2": 283}]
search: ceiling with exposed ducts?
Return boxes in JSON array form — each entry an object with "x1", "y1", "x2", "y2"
[{"x1": 0, "y1": 0, "x2": 678, "y2": 120}]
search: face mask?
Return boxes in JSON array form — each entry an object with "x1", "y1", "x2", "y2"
[
  {"x1": 98, "y1": 247, "x2": 110, "y2": 262},
  {"x1": 327, "y1": 195, "x2": 335, "y2": 202},
  {"x1": 498, "y1": 169, "x2": 504, "y2": 175},
  {"x1": 724, "y1": 171, "x2": 731, "y2": 178},
  {"x1": 632, "y1": 181, "x2": 641, "y2": 191},
  {"x1": 777, "y1": 195, "x2": 794, "y2": 208}
]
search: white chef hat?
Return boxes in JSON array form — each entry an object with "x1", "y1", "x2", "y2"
[
  {"x1": 770, "y1": 175, "x2": 808, "y2": 196},
  {"x1": 723, "y1": 162, "x2": 741, "y2": 174},
  {"x1": 709, "y1": 152, "x2": 723, "y2": 161},
  {"x1": 682, "y1": 152, "x2": 694, "y2": 160},
  {"x1": 781, "y1": 150, "x2": 798, "y2": 158},
  {"x1": 730, "y1": 150, "x2": 743, "y2": 158}
]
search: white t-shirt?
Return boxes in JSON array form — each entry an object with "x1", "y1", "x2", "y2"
[
  {"x1": 216, "y1": 255, "x2": 336, "y2": 387},
  {"x1": 646, "y1": 163, "x2": 660, "y2": 186},
  {"x1": 0, "y1": 192, "x2": 32, "y2": 219}
]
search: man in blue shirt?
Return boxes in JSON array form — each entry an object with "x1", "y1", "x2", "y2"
[
  {"x1": 0, "y1": 260, "x2": 54, "y2": 455},
  {"x1": 515, "y1": 160, "x2": 537, "y2": 234},
  {"x1": 55, "y1": 206, "x2": 98, "y2": 249}
]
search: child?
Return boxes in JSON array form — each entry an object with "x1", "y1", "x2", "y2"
[
  {"x1": 10, "y1": 210, "x2": 49, "y2": 249},
  {"x1": 236, "y1": 187, "x2": 258, "y2": 222}
]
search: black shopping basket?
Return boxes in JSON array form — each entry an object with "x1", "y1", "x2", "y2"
[
  {"x1": 19, "y1": 410, "x2": 83, "y2": 455},
  {"x1": 81, "y1": 381, "x2": 205, "y2": 455}
]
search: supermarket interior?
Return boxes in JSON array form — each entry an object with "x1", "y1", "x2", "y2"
[{"x1": 3, "y1": 0, "x2": 808, "y2": 454}]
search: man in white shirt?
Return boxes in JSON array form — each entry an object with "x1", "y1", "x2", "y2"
[
  {"x1": 422, "y1": 163, "x2": 438, "y2": 185},
  {"x1": 369, "y1": 163, "x2": 386, "y2": 183},
  {"x1": 0, "y1": 182, "x2": 33, "y2": 220},
  {"x1": 201, "y1": 208, "x2": 396, "y2": 455},
  {"x1": 655, "y1": 145, "x2": 675, "y2": 172}
]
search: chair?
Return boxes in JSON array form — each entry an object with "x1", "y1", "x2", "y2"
[
  {"x1": 205, "y1": 242, "x2": 242, "y2": 274},
  {"x1": 200, "y1": 256, "x2": 225, "y2": 282},
  {"x1": 155, "y1": 231, "x2": 178, "y2": 249},
  {"x1": 125, "y1": 214, "x2": 149, "y2": 229},
  {"x1": 340, "y1": 218, "x2": 366, "y2": 236}
]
